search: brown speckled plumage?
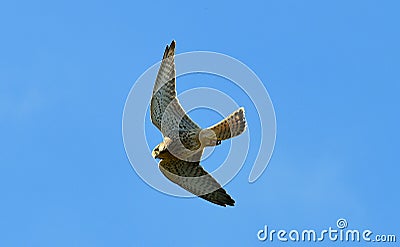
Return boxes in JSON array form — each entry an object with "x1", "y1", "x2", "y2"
[{"x1": 150, "y1": 41, "x2": 246, "y2": 207}]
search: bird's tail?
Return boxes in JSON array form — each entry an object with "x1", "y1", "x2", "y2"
[{"x1": 206, "y1": 107, "x2": 246, "y2": 141}]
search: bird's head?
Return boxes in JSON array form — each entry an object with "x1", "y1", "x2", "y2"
[{"x1": 152, "y1": 142, "x2": 168, "y2": 159}]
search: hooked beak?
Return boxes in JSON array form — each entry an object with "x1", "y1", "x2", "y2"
[{"x1": 152, "y1": 150, "x2": 159, "y2": 159}]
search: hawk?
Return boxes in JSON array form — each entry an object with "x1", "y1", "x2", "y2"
[{"x1": 150, "y1": 40, "x2": 246, "y2": 207}]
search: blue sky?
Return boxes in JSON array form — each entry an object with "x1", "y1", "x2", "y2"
[{"x1": 1, "y1": 0, "x2": 399, "y2": 246}]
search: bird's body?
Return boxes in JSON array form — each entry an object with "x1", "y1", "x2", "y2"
[{"x1": 150, "y1": 40, "x2": 246, "y2": 207}]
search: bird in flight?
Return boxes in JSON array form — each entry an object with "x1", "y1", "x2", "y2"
[{"x1": 150, "y1": 40, "x2": 246, "y2": 207}]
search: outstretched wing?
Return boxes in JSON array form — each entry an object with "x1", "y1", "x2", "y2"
[
  {"x1": 150, "y1": 40, "x2": 177, "y2": 130},
  {"x1": 159, "y1": 157, "x2": 235, "y2": 207},
  {"x1": 150, "y1": 40, "x2": 201, "y2": 150}
]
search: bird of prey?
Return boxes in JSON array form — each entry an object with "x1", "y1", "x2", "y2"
[{"x1": 150, "y1": 40, "x2": 246, "y2": 207}]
